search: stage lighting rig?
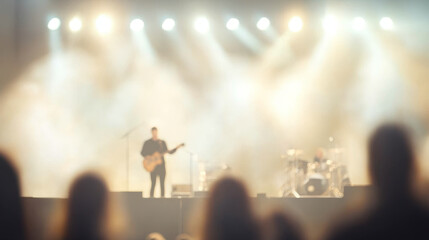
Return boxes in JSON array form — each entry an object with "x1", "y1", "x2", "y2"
[
  {"x1": 95, "y1": 14, "x2": 113, "y2": 34},
  {"x1": 380, "y1": 17, "x2": 394, "y2": 30},
  {"x1": 162, "y1": 18, "x2": 176, "y2": 31},
  {"x1": 130, "y1": 18, "x2": 144, "y2": 32},
  {"x1": 69, "y1": 17, "x2": 82, "y2": 32},
  {"x1": 257, "y1": 17, "x2": 270, "y2": 31},
  {"x1": 288, "y1": 16, "x2": 303, "y2": 32},
  {"x1": 47, "y1": 17, "x2": 61, "y2": 31},
  {"x1": 226, "y1": 18, "x2": 240, "y2": 31},
  {"x1": 194, "y1": 17, "x2": 210, "y2": 34},
  {"x1": 322, "y1": 15, "x2": 338, "y2": 33}
]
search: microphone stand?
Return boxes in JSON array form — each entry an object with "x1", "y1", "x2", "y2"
[
  {"x1": 182, "y1": 149, "x2": 196, "y2": 196},
  {"x1": 121, "y1": 122, "x2": 146, "y2": 191}
]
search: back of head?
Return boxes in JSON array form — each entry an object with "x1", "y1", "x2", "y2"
[
  {"x1": 146, "y1": 232, "x2": 165, "y2": 240},
  {"x1": 263, "y1": 210, "x2": 303, "y2": 240},
  {"x1": 175, "y1": 233, "x2": 193, "y2": 240},
  {"x1": 369, "y1": 124, "x2": 414, "y2": 202},
  {"x1": 64, "y1": 173, "x2": 108, "y2": 240},
  {"x1": 202, "y1": 177, "x2": 259, "y2": 240},
  {"x1": 0, "y1": 153, "x2": 25, "y2": 240}
]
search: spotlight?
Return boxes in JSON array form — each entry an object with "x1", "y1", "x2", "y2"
[
  {"x1": 95, "y1": 14, "x2": 113, "y2": 34},
  {"x1": 288, "y1": 16, "x2": 303, "y2": 32},
  {"x1": 47, "y1": 17, "x2": 61, "y2": 31},
  {"x1": 130, "y1": 18, "x2": 144, "y2": 32},
  {"x1": 257, "y1": 17, "x2": 270, "y2": 31},
  {"x1": 162, "y1": 18, "x2": 175, "y2": 31},
  {"x1": 352, "y1": 17, "x2": 366, "y2": 31},
  {"x1": 322, "y1": 15, "x2": 338, "y2": 33},
  {"x1": 69, "y1": 17, "x2": 82, "y2": 32},
  {"x1": 226, "y1": 18, "x2": 240, "y2": 31},
  {"x1": 194, "y1": 17, "x2": 210, "y2": 34},
  {"x1": 380, "y1": 17, "x2": 394, "y2": 30}
]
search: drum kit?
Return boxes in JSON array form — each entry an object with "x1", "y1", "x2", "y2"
[{"x1": 281, "y1": 148, "x2": 350, "y2": 197}]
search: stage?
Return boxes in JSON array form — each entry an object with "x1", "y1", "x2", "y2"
[{"x1": 23, "y1": 186, "x2": 370, "y2": 240}]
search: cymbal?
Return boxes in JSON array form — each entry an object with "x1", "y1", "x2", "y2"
[{"x1": 286, "y1": 149, "x2": 304, "y2": 156}]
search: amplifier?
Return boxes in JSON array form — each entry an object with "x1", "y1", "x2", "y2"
[{"x1": 171, "y1": 184, "x2": 192, "y2": 197}]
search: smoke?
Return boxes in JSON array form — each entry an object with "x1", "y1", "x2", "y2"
[{"x1": 0, "y1": 29, "x2": 428, "y2": 197}]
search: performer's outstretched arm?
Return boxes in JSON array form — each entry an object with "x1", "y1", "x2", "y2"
[{"x1": 164, "y1": 141, "x2": 177, "y2": 154}]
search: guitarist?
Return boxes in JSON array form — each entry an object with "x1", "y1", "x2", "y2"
[{"x1": 141, "y1": 127, "x2": 178, "y2": 198}]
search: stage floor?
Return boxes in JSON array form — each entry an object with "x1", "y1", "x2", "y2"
[{"x1": 23, "y1": 187, "x2": 371, "y2": 240}]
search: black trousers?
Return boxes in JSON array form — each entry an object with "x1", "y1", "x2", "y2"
[{"x1": 150, "y1": 165, "x2": 166, "y2": 197}]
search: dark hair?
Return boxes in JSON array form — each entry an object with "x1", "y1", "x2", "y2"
[
  {"x1": 201, "y1": 177, "x2": 260, "y2": 240},
  {"x1": 0, "y1": 153, "x2": 25, "y2": 240},
  {"x1": 369, "y1": 124, "x2": 415, "y2": 201},
  {"x1": 151, "y1": 127, "x2": 158, "y2": 131},
  {"x1": 146, "y1": 232, "x2": 165, "y2": 240},
  {"x1": 262, "y1": 210, "x2": 303, "y2": 240},
  {"x1": 63, "y1": 173, "x2": 108, "y2": 240},
  {"x1": 175, "y1": 233, "x2": 193, "y2": 240}
]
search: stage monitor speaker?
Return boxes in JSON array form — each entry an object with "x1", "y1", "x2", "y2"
[
  {"x1": 194, "y1": 191, "x2": 208, "y2": 197},
  {"x1": 171, "y1": 184, "x2": 192, "y2": 197},
  {"x1": 257, "y1": 193, "x2": 267, "y2": 198}
]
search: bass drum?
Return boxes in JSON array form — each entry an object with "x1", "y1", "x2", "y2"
[{"x1": 302, "y1": 173, "x2": 328, "y2": 195}]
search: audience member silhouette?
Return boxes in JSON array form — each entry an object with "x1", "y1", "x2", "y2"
[
  {"x1": 327, "y1": 124, "x2": 429, "y2": 240},
  {"x1": 0, "y1": 153, "x2": 25, "y2": 240},
  {"x1": 262, "y1": 210, "x2": 303, "y2": 240},
  {"x1": 175, "y1": 233, "x2": 193, "y2": 240},
  {"x1": 62, "y1": 173, "x2": 109, "y2": 240},
  {"x1": 200, "y1": 177, "x2": 260, "y2": 240},
  {"x1": 146, "y1": 232, "x2": 165, "y2": 240}
]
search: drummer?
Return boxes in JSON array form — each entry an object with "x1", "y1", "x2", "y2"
[
  {"x1": 313, "y1": 148, "x2": 328, "y2": 172},
  {"x1": 314, "y1": 148, "x2": 326, "y2": 163}
]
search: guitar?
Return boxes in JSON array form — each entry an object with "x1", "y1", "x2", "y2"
[{"x1": 142, "y1": 143, "x2": 185, "y2": 172}]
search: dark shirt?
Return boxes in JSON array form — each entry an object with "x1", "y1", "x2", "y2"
[
  {"x1": 141, "y1": 139, "x2": 168, "y2": 167},
  {"x1": 314, "y1": 157, "x2": 326, "y2": 163}
]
